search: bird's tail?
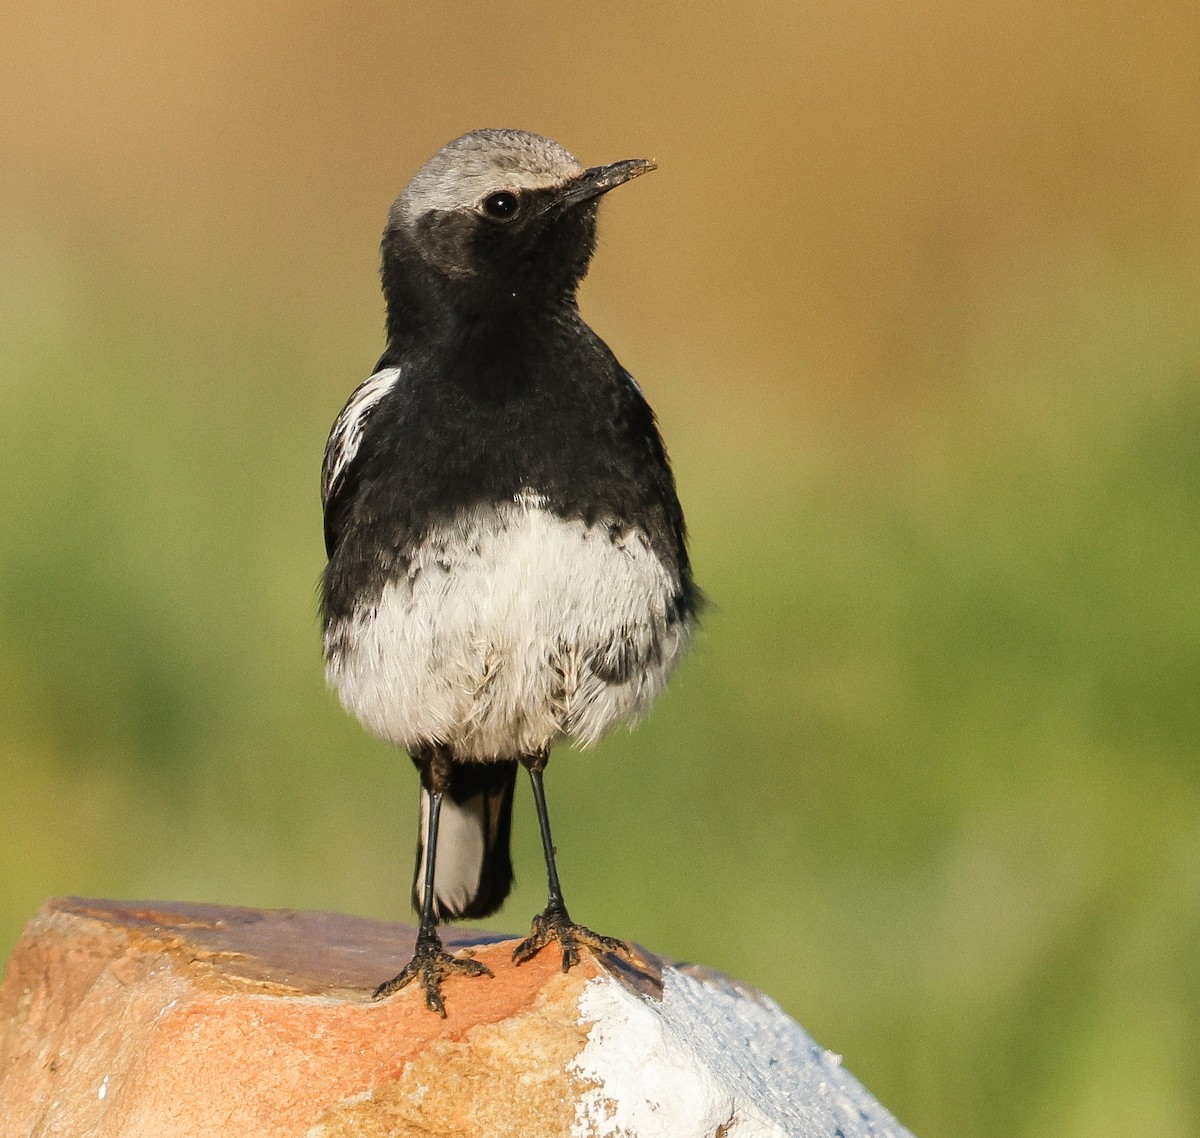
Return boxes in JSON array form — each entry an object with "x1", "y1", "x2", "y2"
[{"x1": 412, "y1": 760, "x2": 517, "y2": 921}]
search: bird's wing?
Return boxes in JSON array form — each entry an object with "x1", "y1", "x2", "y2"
[
  {"x1": 617, "y1": 365, "x2": 702, "y2": 619},
  {"x1": 321, "y1": 366, "x2": 402, "y2": 555},
  {"x1": 619, "y1": 367, "x2": 645, "y2": 398}
]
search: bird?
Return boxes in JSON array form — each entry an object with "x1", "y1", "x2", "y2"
[{"x1": 319, "y1": 129, "x2": 698, "y2": 1015}]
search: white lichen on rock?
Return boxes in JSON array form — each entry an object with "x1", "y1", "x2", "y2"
[{"x1": 571, "y1": 966, "x2": 915, "y2": 1138}]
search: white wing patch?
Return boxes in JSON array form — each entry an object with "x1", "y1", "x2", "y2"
[{"x1": 321, "y1": 367, "x2": 402, "y2": 506}]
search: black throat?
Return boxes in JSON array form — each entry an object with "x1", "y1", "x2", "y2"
[{"x1": 379, "y1": 192, "x2": 597, "y2": 356}]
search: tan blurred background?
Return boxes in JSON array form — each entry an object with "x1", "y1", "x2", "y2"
[{"x1": 2, "y1": 4, "x2": 1198, "y2": 1136}]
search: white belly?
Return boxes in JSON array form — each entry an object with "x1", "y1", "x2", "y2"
[{"x1": 324, "y1": 501, "x2": 688, "y2": 759}]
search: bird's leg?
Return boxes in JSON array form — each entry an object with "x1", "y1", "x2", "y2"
[
  {"x1": 373, "y1": 745, "x2": 492, "y2": 1015},
  {"x1": 512, "y1": 750, "x2": 630, "y2": 970}
]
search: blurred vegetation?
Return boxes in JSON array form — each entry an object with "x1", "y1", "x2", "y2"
[{"x1": 2, "y1": 4, "x2": 1198, "y2": 1137}]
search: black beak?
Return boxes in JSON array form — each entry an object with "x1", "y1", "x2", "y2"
[{"x1": 557, "y1": 158, "x2": 656, "y2": 209}]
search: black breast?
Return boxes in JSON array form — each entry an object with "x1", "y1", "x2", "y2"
[{"x1": 321, "y1": 311, "x2": 697, "y2": 631}]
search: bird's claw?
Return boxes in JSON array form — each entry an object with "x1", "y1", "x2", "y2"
[
  {"x1": 373, "y1": 933, "x2": 493, "y2": 1016},
  {"x1": 512, "y1": 905, "x2": 630, "y2": 972}
]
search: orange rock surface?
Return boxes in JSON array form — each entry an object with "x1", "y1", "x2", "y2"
[
  {"x1": 0, "y1": 898, "x2": 617, "y2": 1137},
  {"x1": 0, "y1": 897, "x2": 916, "y2": 1138}
]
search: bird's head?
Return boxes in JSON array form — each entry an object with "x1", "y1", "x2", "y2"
[{"x1": 382, "y1": 129, "x2": 654, "y2": 318}]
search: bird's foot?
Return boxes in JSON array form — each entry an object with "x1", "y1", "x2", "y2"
[
  {"x1": 512, "y1": 903, "x2": 630, "y2": 972},
  {"x1": 372, "y1": 927, "x2": 493, "y2": 1017}
]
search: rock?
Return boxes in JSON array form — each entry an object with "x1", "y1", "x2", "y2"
[{"x1": 0, "y1": 898, "x2": 914, "y2": 1137}]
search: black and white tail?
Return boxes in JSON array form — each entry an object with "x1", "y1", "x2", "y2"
[{"x1": 412, "y1": 760, "x2": 517, "y2": 920}]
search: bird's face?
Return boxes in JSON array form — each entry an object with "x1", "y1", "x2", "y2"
[{"x1": 385, "y1": 130, "x2": 654, "y2": 309}]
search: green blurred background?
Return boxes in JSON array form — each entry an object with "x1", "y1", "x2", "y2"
[{"x1": 2, "y1": 3, "x2": 1198, "y2": 1135}]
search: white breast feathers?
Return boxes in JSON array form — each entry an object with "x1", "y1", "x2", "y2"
[{"x1": 324, "y1": 499, "x2": 690, "y2": 759}]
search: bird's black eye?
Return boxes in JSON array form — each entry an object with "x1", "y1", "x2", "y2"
[{"x1": 481, "y1": 191, "x2": 521, "y2": 220}]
